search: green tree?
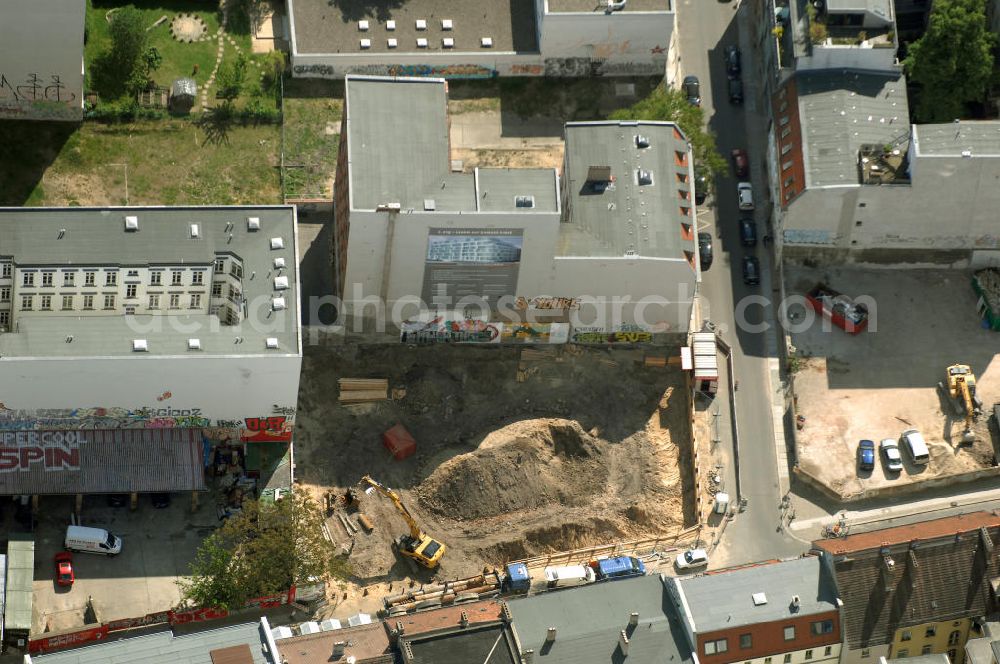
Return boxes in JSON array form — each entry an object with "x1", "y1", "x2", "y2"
[
  {"x1": 904, "y1": 0, "x2": 995, "y2": 122},
  {"x1": 609, "y1": 84, "x2": 728, "y2": 179},
  {"x1": 217, "y1": 52, "x2": 249, "y2": 100},
  {"x1": 179, "y1": 490, "x2": 348, "y2": 610},
  {"x1": 93, "y1": 8, "x2": 162, "y2": 99}
]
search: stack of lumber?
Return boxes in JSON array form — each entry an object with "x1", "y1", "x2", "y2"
[{"x1": 338, "y1": 378, "x2": 389, "y2": 403}]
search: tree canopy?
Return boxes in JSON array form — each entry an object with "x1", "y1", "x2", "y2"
[
  {"x1": 92, "y1": 7, "x2": 162, "y2": 100},
  {"x1": 178, "y1": 490, "x2": 349, "y2": 610},
  {"x1": 609, "y1": 84, "x2": 727, "y2": 179},
  {"x1": 904, "y1": 0, "x2": 995, "y2": 122}
]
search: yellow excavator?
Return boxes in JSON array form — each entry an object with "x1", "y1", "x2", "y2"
[
  {"x1": 944, "y1": 364, "x2": 983, "y2": 443},
  {"x1": 359, "y1": 475, "x2": 446, "y2": 570}
]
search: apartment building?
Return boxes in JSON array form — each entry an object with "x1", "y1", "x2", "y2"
[
  {"x1": 0, "y1": 206, "x2": 302, "y2": 497},
  {"x1": 813, "y1": 511, "x2": 1000, "y2": 664}
]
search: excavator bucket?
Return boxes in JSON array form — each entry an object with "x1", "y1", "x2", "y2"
[{"x1": 962, "y1": 428, "x2": 976, "y2": 444}]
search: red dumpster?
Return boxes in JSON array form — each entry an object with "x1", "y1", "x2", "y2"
[{"x1": 383, "y1": 424, "x2": 416, "y2": 461}]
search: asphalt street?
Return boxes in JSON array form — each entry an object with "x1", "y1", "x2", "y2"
[{"x1": 676, "y1": 0, "x2": 809, "y2": 565}]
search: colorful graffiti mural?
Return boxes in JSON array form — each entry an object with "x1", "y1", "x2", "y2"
[
  {"x1": 345, "y1": 63, "x2": 497, "y2": 79},
  {"x1": 242, "y1": 416, "x2": 293, "y2": 443}
]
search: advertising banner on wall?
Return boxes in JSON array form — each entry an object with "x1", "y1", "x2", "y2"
[
  {"x1": 570, "y1": 325, "x2": 654, "y2": 344},
  {"x1": 421, "y1": 229, "x2": 523, "y2": 307},
  {"x1": 500, "y1": 323, "x2": 570, "y2": 345},
  {"x1": 400, "y1": 316, "x2": 502, "y2": 344}
]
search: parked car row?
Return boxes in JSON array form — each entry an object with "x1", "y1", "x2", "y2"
[
  {"x1": 857, "y1": 429, "x2": 931, "y2": 475},
  {"x1": 724, "y1": 45, "x2": 743, "y2": 105}
]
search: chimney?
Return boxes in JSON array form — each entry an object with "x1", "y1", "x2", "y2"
[
  {"x1": 332, "y1": 641, "x2": 347, "y2": 658},
  {"x1": 791, "y1": 595, "x2": 801, "y2": 611},
  {"x1": 460, "y1": 611, "x2": 469, "y2": 628},
  {"x1": 522, "y1": 649, "x2": 535, "y2": 664},
  {"x1": 546, "y1": 627, "x2": 557, "y2": 643},
  {"x1": 629, "y1": 612, "x2": 640, "y2": 627},
  {"x1": 619, "y1": 630, "x2": 630, "y2": 656}
]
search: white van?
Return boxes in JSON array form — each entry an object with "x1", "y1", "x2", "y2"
[
  {"x1": 900, "y1": 429, "x2": 930, "y2": 466},
  {"x1": 65, "y1": 525, "x2": 123, "y2": 555},
  {"x1": 543, "y1": 564, "x2": 596, "y2": 589}
]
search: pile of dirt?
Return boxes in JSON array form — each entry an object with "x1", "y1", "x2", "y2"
[{"x1": 416, "y1": 419, "x2": 609, "y2": 520}]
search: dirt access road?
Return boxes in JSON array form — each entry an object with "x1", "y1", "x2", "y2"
[{"x1": 294, "y1": 343, "x2": 694, "y2": 590}]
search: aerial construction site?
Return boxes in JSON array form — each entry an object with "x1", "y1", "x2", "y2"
[{"x1": 293, "y1": 342, "x2": 699, "y2": 609}]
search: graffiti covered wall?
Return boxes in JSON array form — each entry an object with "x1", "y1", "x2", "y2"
[{"x1": 0, "y1": 0, "x2": 85, "y2": 121}]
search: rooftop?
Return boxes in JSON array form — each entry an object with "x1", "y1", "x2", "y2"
[
  {"x1": 546, "y1": 0, "x2": 671, "y2": 12},
  {"x1": 814, "y1": 511, "x2": 1000, "y2": 554},
  {"x1": 288, "y1": 0, "x2": 538, "y2": 55},
  {"x1": 33, "y1": 622, "x2": 270, "y2": 664},
  {"x1": 4, "y1": 537, "x2": 33, "y2": 633},
  {"x1": 277, "y1": 622, "x2": 392, "y2": 664},
  {"x1": 508, "y1": 575, "x2": 694, "y2": 664},
  {"x1": 344, "y1": 77, "x2": 557, "y2": 213},
  {"x1": 914, "y1": 121, "x2": 1000, "y2": 157},
  {"x1": 675, "y1": 557, "x2": 839, "y2": 633},
  {"x1": 825, "y1": 0, "x2": 892, "y2": 19},
  {"x1": 560, "y1": 121, "x2": 694, "y2": 259},
  {"x1": 0, "y1": 206, "x2": 300, "y2": 359},
  {"x1": 797, "y1": 71, "x2": 909, "y2": 187},
  {"x1": 396, "y1": 601, "x2": 518, "y2": 664}
]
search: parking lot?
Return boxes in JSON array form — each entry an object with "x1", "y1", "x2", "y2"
[
  {"x1": 29, "y1": 493, "x2": 217, "y2": 634},
  {"x1": 786, "y1": 267, "x2": 1000, "y2": 498}
]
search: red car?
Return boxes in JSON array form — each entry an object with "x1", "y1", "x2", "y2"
[
  {"x1": 731, "y1": 148, "x2": 749, "y2": 178},
  {"x1": 54, "y1": 552, "x2": 74, "y2": 587}
]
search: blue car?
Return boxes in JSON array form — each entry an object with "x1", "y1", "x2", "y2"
[{"x1": 857, "y1": 439, "x2": 876, "y2": 471}]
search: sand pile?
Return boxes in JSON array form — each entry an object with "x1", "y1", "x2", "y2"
[{"x1": 416, "y1": 419, "x2": 610, "y2": 520}]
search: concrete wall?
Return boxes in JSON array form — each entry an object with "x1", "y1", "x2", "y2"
[
  {"x1": 290, "y1": 52, "x2": 541, "y2": 79},
  {"x1": 0, "y1": 0, "x2": 85, "y2": 121},
  {"x1": 0, "y1": 353, "x2": 301, "y2": 430},
  {"x1": 537, "y1": 10, "x2": 672, "y2": 76},
  {"x1": 794, "y1": 44, "x2": 898, "y2": 72}
]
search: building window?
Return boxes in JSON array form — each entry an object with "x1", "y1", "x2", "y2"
[
  {"x1": 84, "y1": 272, "x2": 95, "y2": 286},
  {"x1": 230, "y1": 263, "x2": 244, "y2": 279},
  {"x1": 171, "y1": 270, "x2": 183, "y2": 285},
  {"x1": 926, "y1": 628, "x2": 937, "y2": 638},
  {"x1": 83, "y1": 295, "x2": 94, "y2": 310},
  {"x1": 0, "y1": 287, "x2": 9, "y2": 303},
  {"x1": 212, "y1": 283, "x2": 223, "y2": 297},
  {"x1": 125, "y1": 305, "x2": 136, "y2": 316},
  {"x1": 0, "y1": 311, "x2": 8, "y2": 327},
  {"x1": 862, "y1": 650, "x2": 871, "y2": 659},
  {"x1": 105, "y1": 271, "x2": 117, "y2": 286},
  {"x1": 806, "y1": 650, "x2": 813, "y2": 660},
  {"x1": 812, "y1": 621, "x2": 834, "y2": 636},
  {"x1": 63, "y1": 271, "x2": 74, "y2": 286},
  {"x1": 62, "y1": 295, "x2": 73, "y2": 310},
  {"x1": 782, "y1": 160, "x2": 794, "y2": 171},
  {"x1": 784, "y1": 175, "x2": 796, "y2": 188},
  {"x1": 781, "y1": 143, "x2": 793, "y2": 155},
  {"x1": 825, "y1": 646, "x2": 833, "y2": 657},
  {"x1": 170, "y1": 293, "x2": 180, "y2": 309},
  {"x1": 740, "y1": 634, "x2": 753, "y2": 649},
  {"x1": 22, "y1": 272, "x2": 34, "y2": 287},
  {"x1": 192, "y1": 270, "x2": 204, "y2": 285},
  {"x1": 765, "y1": 658, "x2": 773, "y2": 664},
  {"x1": 190, "y1": 293, "x2": 202, "y2": 309},
  {"x1": 40, "y1": 295, "x2": 51, "y2": 310},
  {"x1": 214, "y1": 258, "x2": 225, "y2": 272},
  {"x1": 21, "y1": 295, "x2": 32, "y2": 310},
  {"x1": 150, "y1": 271, "x2": 162, "y2": 286},
  {"x1": 42, "y1": 272, "x2": 53, "y2": 287},
  {"x1": 779, "y1": 115, "x2": 790, "y2": 126},
  {"x1": 704, "y1": 639, "x2": 728, "y2": 655},
  {"x1": 784, "y1": 626, "x2": 796, "y2": 641},
  {"x1": 784, "y1": 655, "x2": 792, "y2": 664},
  {"x1": 127, "y1": 269, "x2": 139, "y2": 277},
  {"x1": 1, "y1": 262, "x2": 10, "y2": 279},
  {"x1": 104, "y1": 294, "x2": 115, "y2": 309},
  {"x1": 902, "y1": 631, "x2": 912, "y2": 641},
  {"x1": 781, "y1": 126, "x2": 792, "y2": 139},
  {"x1": 948, "y1": 631, "x2": 961, "y2": 646},
  {"x1": 922, "y1": 646, "x2": 932, "y2": 655},
  {"x1": 148, "y1": 294, "x2": 159, "y2": 310},
  {"x1": 898, "y1": 650, "x2": 909, "y2": 658},
  {"x1": 125, "y1": 284, "x2": 137, "y2": 299}
]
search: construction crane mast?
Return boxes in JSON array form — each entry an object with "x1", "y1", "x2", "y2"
[{"x1": 360, "y1": 475, "x2": 446, "y2": 569}]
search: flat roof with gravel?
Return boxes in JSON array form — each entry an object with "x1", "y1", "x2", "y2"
[
  {"x1": 289, "y1": 0, "x2": 539, "y2": 55},
  {"x1": 547, "y1": 0, "x2": 671, "y2": 12},
  {"x1": 914, "y1": 121, "x2": 1000, "y2": 157},
  {"x1": 797, "y1": 71, "x2": 909, "y2": 187}
]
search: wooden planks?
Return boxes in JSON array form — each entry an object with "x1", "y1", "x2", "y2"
[{"x1": 338, "y1": 378, "x2": 389, "y2": 403}]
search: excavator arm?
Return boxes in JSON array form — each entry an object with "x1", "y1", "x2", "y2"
[{"x1": 360, "y1": 475, "x2": 424, "y2": 541}]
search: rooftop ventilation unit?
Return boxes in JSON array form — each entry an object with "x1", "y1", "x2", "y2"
[
  {"x1": 388, "y1": 38, "x2": 398, "y2": 48},
  {"x1": 265, "y1": 337, "x2": 280, "y2": 349},
  {"x1": 481, "y1": 37, "x2": 493, "y2": 48},
  {"x1": 124, "y1": 215, "x2": 139, "y2": 232},
  {"x1": 132, "y1": 339, "x2": 148, "y2": 352},
  {"x1": 274, "y1": 275, "x2": 289, "y2": 290},
  {"x1": 587, "y1": 165, "x2": 612, "y2": 182},
  {"x1": 424, "y1": 199, "x2": 436, "y2": 211},
  {"x1": 190, "y1": 223, "x2": 200, "y2": 238},
  {"x1": 637, "y1": 169, "x2": 653, "y2": 185},
  {"x1": 188, "y1": 338, "x2": 201, "y2": 350},
  {"x1": 442, "y1": 37, "x2": 454, "y2": 48},
  {"x1": 790, "y1": 595, "x2": 801, "y2": 611},
  {"x1": 272, "y1": 296, "x2": 286, "y2": 311},
  {"x1": 386, "y1": 19, "x2": 396, "y2": 30},
  {"x1": 247, "y1": 216, "x2": 261, "y2": 231},
  {"x1": 442, "y1": 19, "x2": 453, "y2": 29},
  {"x1": 358, "y1": 19, "x2": 369, "y2": 31},
  {"x1": 752, "y1": 592, "x2": 768, "y2": 606},
  {"x1": 360, "y1": 38, "x2": 371, "y2": 49},
  {"x1": 270, "y1": 237, "x2": 284, "y2": 250},
  {"x1": 635, "y1": 134, "x2": 650, "y2": 148},
  {"x1": 274, "y1": 257, "x2": 286, "y2": 269},
  {"x1": 962, "y1": 149, "x2": 973, "y2": 158},
  {"x1": 624, "y1": 249, "x2": 637, "y2": 257},
  {"x1": 415, "y1": 19, "x2": 427, "y2": 30},
  {"x1": 417, "y1": 37, "x2": 428, "y2": 48},
  {"x1": 515, "y1": 195, "x2": 535, "y2": 208}
]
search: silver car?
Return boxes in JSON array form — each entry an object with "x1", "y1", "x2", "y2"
[{"x1": 880, "y1": 438, "x2": 903, "y2": 473}]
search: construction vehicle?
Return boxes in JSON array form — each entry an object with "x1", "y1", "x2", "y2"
[
  {"x1": 359, "y1": 475, "x2": 446, "y2": 570},
  {"x1": 942, "y1": 364, "x2": 983, "y2": 443}
]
